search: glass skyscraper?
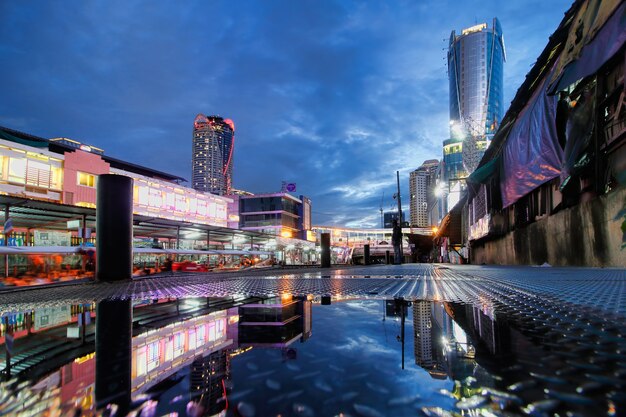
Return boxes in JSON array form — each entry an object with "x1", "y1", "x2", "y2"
[
  {"x1": 447, "y1": 19, "x2": 505, "y2": 177},
  {"x1": 192, "y1": 114, "x2": 235, "y2": 195}
]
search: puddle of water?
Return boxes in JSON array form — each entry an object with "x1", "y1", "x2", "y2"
[{"x1": 0, "y1": 296, "x2": 623, "y2": 416}]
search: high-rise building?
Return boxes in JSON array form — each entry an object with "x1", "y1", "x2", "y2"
[
  {"x1": 409, "y1": 160, "x2": 439, "y2": 227},
  {"x1": 192, "y1": 114, "x2": 235, "y2": 195},
  {"x1": 447, "y1": 19, "x2": 505, "y2": 176},
  {"x1": 383, "y1": 211, "x2": 405, "y2": 228}
]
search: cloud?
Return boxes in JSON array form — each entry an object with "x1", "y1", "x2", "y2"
[{"x1": 0, "y1": 0, "x2": 574, "y2": 227}]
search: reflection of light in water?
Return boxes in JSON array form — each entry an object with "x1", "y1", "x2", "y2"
[
  {"x1": 452, "y1": 322, "x2": 467, "y2": 346},
  {"x1": 478, "y1": 294, "x2": 495, "y2": 320}
]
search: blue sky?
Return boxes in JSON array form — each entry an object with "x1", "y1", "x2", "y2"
[{"x1": 0, "y1": 0, "x2": 572, "y2": 227}]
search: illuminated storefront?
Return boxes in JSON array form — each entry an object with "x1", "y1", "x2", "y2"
[
  {"x1": 122, "y1": 171, "x2": 229, "y2": 227},
  {"x1": 132, "y1": 308, "x2": 233, "y2": 393},
  {"x1": 0, "y1": 129, "x2": 231, "y2": 229}
]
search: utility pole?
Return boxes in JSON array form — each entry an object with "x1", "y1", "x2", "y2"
[
  {"x1": 396, "y1": 171, "x2": 402, "y2": 222},
  {"x1": 396, "y1": 171, "x2": 403, "y2": 264},
  {"x1": 379, "y1": 192, "x2": 384, "y2": 228}
]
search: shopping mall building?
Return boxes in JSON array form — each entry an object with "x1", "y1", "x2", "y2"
[{"x1": 0, "y1": 125, "x2": 315, "y2": 287}]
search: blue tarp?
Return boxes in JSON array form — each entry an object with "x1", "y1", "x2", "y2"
[
  {"x1": 500, "y1": 1, "x2": 625, "y2": 208},
  {"x1": 500, "y1": 65, "x2": 563, "y2": 208},
  {"x1": 549, "y1": 2, "x2": 626, "y2": 94}
]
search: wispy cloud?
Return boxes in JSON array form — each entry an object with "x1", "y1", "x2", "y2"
[{"x1": 0, "y1": 0, "x2": 573, "y2": 226}]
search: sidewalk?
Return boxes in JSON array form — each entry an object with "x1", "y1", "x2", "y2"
[{"x1": 0, "y1": 263, "x2": 624, "y2": 317}]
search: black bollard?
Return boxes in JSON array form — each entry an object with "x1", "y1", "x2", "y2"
[
  {"x1": 96, "y1": 174, "x2": 133, "y2": 281},
  {"x1": 321, "y1": 233, "x2": 331, "y2": 268},
  {"x1": 95, "y1": 299, "x2": 132, "y2": 413},
  {"x1": 364, "y1": 244, "x2": 370, "y2": 265},
  {"x1": 385, "y1": 250, "x2": 391, "y2": 264}
]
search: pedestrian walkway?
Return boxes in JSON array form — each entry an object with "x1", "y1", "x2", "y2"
[
  {"x1": 0, "y1": 263, "x2": 625, "y2": 416},
  {"x1": 0, "y1": 264, "x2": 624, "y2": 317}
]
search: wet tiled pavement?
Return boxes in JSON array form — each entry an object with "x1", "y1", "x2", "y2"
[
  {"x1": 0, "y1": 264, "x2": 624, "y2": 316},
  {"x1": 1, "y1": 263, "x2": 625, "y2": 416}
]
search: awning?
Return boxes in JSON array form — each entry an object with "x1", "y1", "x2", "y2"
[
  {"x1": 0, "y1": 128, "x2": 48, "y2": 148},
  {"x1": 467, "y1": 156, "x2": 500, "y2": 185}
]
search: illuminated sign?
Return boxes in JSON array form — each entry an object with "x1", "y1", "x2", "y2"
[
  {"x1": 132, "y1": 177, "x2": 230, "y2": 227},
  {"x1": 67, "y1": 220, "x2": 81, "y2": 229},
  {"x1": 462, "y1": 23, "x2": 487, "y2": 35}
]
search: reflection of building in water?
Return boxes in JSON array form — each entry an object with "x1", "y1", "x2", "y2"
[
  {"x1": 5, "y1": 298, "x2": 246, "y2": 414},
  {"x1": 413, "y1": 300, "x2": 493, "y2": 382},
  {"x1": 131, "y1": 307, "x2": 237, "y2": 393},
  {"x1": 385, "y1": 299, "x2": 408, "y2": 318},
  {"x1": 238, "y1": 295, "x2": 312, "y2": 347},
  {"x1": 190, "y1": 350, "x2": 230, "y2": 415},
  {"x1": 413, "y1": 300, "x2": 448, "y2": 379},
  {"x1": 451, "y1": 297, "x2": 501, "y2": 356},
  {"x1": 447, "y1": 301, "x2": 515, "y2": 386},
  {"x1": 2, "y1": 295, "x2": 314, "y2": 415}
]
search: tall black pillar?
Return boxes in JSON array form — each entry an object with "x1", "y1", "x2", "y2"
[
  {"x1": 96, "y1": 174, "x2": 133, "y2": 282},
  {"x1": 95, "y1": 299, "x2": 132, "y2": 412},
  {"x1": 364, "y1": 244, "x2": 370, "y2": 265},
  {"x1": 321, "y1": 233, "x2": 331, "y2": 268}
]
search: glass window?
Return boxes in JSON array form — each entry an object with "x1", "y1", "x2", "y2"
[
  {"x1": 196, "y1": 325, "x2": 206, "y2": 346},
  {"x1": 148, "y1": 188, "x2": 162, "y2": 208},
  {"x1": 77, "y1": 172, "x2": 96, "y2": 187},
  {"x1": 164, "y1": 338, "x2": 174, "y2": 361},
  {"x1": 26, "y1": 159, "x2": 51, "y2": 188},
  {"x1": 50, "y1": 166, "x2": 63, "y2": 190},
  {"x1": 173, "y1": 332, "x2": 185, "y2": 357},
  {"x1": 146, "y1": 341, "x2": 160, "y2": 371},
  {"x1": 0, "y1": 156, "x2": 8, "y2": 180},
  {"x1": 217, "y1": 318, "x2": 226, "y2": 338},
  {"x1": 136, "y1": 345, "x2": 147, "y2": 376},
  {"x1": 8, "y1": 158, "x2": 26, "y2": 183},
  {"x1": 137, "y1": 186, "x2": 149, "y2": 205},
  {"x1": 188, "y1": 328, "x2": 197, "y2": 350},
  {"x1": 208, "y1": 322, "x2": 216, "y2": 342},
  {"x1": 175, "y1": 195, "x2": 186, "y2": 212}
]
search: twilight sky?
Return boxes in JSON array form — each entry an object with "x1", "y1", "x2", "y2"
[{"x1": 0, "y1": 0, "x2": 572, "y2": 227}]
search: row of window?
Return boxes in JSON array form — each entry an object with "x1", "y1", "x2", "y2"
[
  {"x1": 0, "y1": 155, "x2": 100, "y2": 190},
  {"x1": 135, "y1": 317, "x2": 227, "y2": 377},
  {"x1": 133, "y1": 181, "x2": 227, "y2": 220}
]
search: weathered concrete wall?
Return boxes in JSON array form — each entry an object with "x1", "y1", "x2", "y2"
[{"x1": 471, "y1": 186, "x2": 626, "y2": 267}]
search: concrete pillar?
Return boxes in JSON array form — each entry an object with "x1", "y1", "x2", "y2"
[
  {"x1": 95, "y1": 299, "x2": 132, "y2": 413},
  {"x1": 364, "y1": 244, "x2": 370, "y2": 265},
  {"x1": 96, "y1": 174, "x2": 133, "y2": 282},
  {"x1": 320, "y1": 233, "x2": 331, "y2": 268}
]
